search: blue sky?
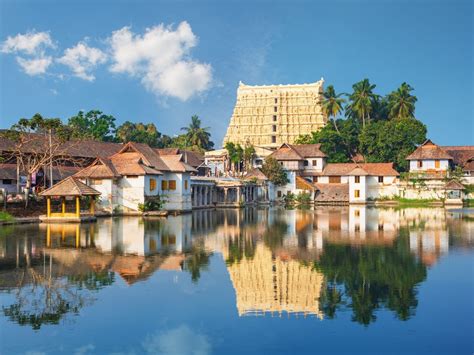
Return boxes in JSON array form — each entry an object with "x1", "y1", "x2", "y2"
[{"x1": 0, "y1": 0, "x2": 472, "y2": 147}]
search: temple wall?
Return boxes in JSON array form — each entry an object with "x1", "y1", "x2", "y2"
[{"x1": 223, "y1": 80, "x2": 327, "y2": 148}]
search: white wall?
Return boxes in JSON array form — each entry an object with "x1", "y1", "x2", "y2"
[
  {"x1": 161, "y1": 172, "x2": 192, "y2": 211},
  {"x1": 409, "y1": 159, "x2": 450, "y2": 172},
  {"x1": 88, "y1": 179, "x2": 114, "y2": 211},
  {"x1": 349, "y1": 176, "x2": 367, "y2": 203},
  {"x1": 120, "y1": 176, "x2": 146, "y2": 211},
  {"x1": 303, "y1": 157, "x2": 325, "y2": 173}
]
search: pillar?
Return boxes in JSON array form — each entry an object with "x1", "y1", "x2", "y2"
[
  {"x1": 224, "y1": 188, "x2": 228, "y2": 204},
  {"x1": 46, "y1": 197, "x2": 51, "y2": 217},
  {"x1": 75, "y1": 196, "x2": 80, "y2": 217},
  {"x1": 204, "y1": 186, "x2": 208, "y2": 206},
  {"x1": 46, "y1": 224, "x2": 51, "y2": 247},
  {"x1": 90, "y1": 196, "x2": 95, "y2": 215},
  {"x1": 61, "y1": 198, "x2": 66, "y2": 215}
]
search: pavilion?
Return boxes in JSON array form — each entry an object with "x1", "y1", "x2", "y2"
[{"x1": 39, "y1": 176, "x2": 101, "y2": 222}]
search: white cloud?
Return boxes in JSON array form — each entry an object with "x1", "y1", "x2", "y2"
[
  {"x1": 142, "y1": 325, "x2": 211, "y2": 355},
  {"x1": 57, "y1": 42, "x2": 107, "y2": 81},
  {"x1": 109, "y1": 21, "x2": 212, "y2": 100},
  {"x1": 16, "y1": 56, "x2": 53, "y2": 75},
  {"x1": 1, "y1": 31, "x2": 55, "y2": 55}
]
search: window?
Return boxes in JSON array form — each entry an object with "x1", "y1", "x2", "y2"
[
  {"x1": 417, "y1": 160, "x2": 423, "y2": 168},
  {"x1": 149, "y1": 178, "x2": 157, "y2": 191},
  {"x1": 274, "y1": 106, "x2": 277, "y2": 112},
  {"x1": 435, "y1": 160, "x2": 440, "y2": 168},
  {"x1": 169, "y1": 180, "x2": 177, "y2": 190},
  {"x1": 161, "y1": 180, "x2": 168, "y2": 190},
  {"x1": 329, "y1": 176, "x2": 341, "y2": 183},
  {"x1": 274, "y1": 98, "x2": 278, "y2": 104},
  {"x1": 91, "y1": 179, "x2": 102, "y2": 185},
  {"x1": 271, "y1": 136, "x2": 276, "y2": 143},
  {"x1": 304, "y1": 160, "x2": 309, "y2": 166},
  {"x1": 313, "y1": 176, "x2": 318, "y2": 183},
  {"x1": 2, "y1": 179, "x2": 12, "y2": 184},
  {"x1": 355, "y1": 176, "x2": 360, "y2": 183},
  {"x1": 273, "y1": 115, "x2": 277, "y2": 122},
  {"x1": 277, "y1": 191, "x2": 282, "y2": 198},
  {"x1": 378, "y1": 176, "x2": 384, "y2": 183},
  {"x1": 272, "y1": 125, "x2": 277, "y2": 132},
  {"x1": 354, "y1": 190, "x2": 360, "y2": 198},
  {"x1": 355, "y1": 209, "x2": 360, "y2": 217},
  {"x1": 312, "y1": 160, "x2": 317, "y2": 167},
  {"x1": 184, "y1": 179, "x2": 188, "y2": 190}
]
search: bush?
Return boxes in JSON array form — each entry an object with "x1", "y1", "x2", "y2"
[
  {"x1": 138, "y1": 196, "x2": 165, "y2": 212},
  {"x1": 295, "y1": 192, "x2": 312, "y2": 204},
  {"x1": 0, "y1": 211, "x2": 14, "y2": 222}
]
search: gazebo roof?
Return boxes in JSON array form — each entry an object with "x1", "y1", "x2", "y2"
[
  {"x1": 445, "y1": 180, "x2": 465, "y2": 190},
  {"x1": 40, "y1": 177, "x2": 101, "y2": 197}
]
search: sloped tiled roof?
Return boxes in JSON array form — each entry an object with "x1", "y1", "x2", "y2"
[
  {"x1": 40, "y1": 177, "x2": 101, "y2": 196},
  {"x1": 406, "y1": 139, "x2": 453, "y2": 160},
  {"x1": 115, "y1": 142, "x2": 169, "y2": 171},
  {"x1": 160, "y1": 155, "x2": 197, "y2": 173},
  {"x1": 296, "y1": 176, "x2": 315, "y2": 190},
  {"x1": 74, "y1": 158, "x2": 121, "y2": 179},
  {"x1": 0, "y1": 164, "x2": 18, "y2": 179},
  {"x1": 111, "y1": 152, "x2": 162, "y2": 176},
  {"x1": 442, "y1": 146, "x2": 474, "y2": 167},
  {"x1": 155, "y1": 148, "x2": 204, "y2": 168},
  {"x1": 323, "y1": 163, "x2": 399, "y2": 176},
  {"x1": 270, "y1": 143, "x2": 326, "y2": 161},
  {"x1": 243, "y1": 168, "x2": 268, "y2": 181},
  {"x1": 445, "y1": 180, "x2": 465, "y2": 190}
]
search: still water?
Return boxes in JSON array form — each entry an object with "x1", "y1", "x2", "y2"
[{"x1": 0, "y1": 207, "x2": 473, "y2": 354}]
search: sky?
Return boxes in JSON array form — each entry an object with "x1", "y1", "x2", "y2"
[{"x1": 0, "y1": 0, "x2": 472, "y2": 148}]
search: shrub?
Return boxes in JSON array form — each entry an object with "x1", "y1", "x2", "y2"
[
  {"x1": 138, "y1": 196, "x2": 165, "y2": 212},
  {"x1": 295, "y1": 191, "x2": 312, "y2": 204}
]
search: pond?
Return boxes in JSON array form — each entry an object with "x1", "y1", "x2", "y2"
[{"x1": 0, "y1": 207, "x2": 473, "y2": 354}]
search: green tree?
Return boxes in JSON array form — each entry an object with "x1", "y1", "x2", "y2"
[
  {"x1": 68, "y1": 110, "x2": 116, "y2": 141},
  {"x1": 183, "y1": 243, "x2": 213, "y2": 283},
  {"x1": 181, "y1": 115, "x2": 214, "y2": 152},
  {"x1": 322, "y1": 85, "x2": 346, "y2": 132},
  {"x1": 387, "y1": 82, "x2": 417, "y2": 119},
  {"x1": 346, "y1": 79, "x2": 379, "y2": 127},
  {"x1": 358, "y1": 118, "x2": 426, "y2": 171},
  {"x1": 224, "y1": 142, "x2": 244, "y2": 173},
  {"x1": 243, "y1": 143, "x2": 256, "y2": 172},
  {"x1": 261, "y1": 157, "x2": 289, "y2": 186},
  {"x1": 115, "y1": 121, "x2": 161, "y2": 147}
]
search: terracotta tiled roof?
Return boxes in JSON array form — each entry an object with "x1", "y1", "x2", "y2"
[
  {"x1": 442, "y1": 146, "x2": 474, "y2": 168},
  {"x1": 270, "y1": 143, "x2": 326, "y2": 161},
  {"x1": 0, "y1": 164, "x2": 17, "y2": 179},
  {"x1": 352, "y1": 153, "x2": 365, "y2": 163},
  {"x1": 243, "y1": 168, "x2": 268, "y2": 181},
  {"x1": 155, "y1": 148, "x2": 204, "y2": 168},
  {"x1": 74, "y1": 158, "x2": 122, "y2": 179},
  {"x1": 40, "y1": 177, "x2": 101, "y2": 196},
  {"x1": 52, "y1": 166, "x2": 82, "y2": 180},
  {"x1": 348, "y1": 167, "x2": 369, "y2": 176},
  {"x1": 445, "y1": 180, "x2": 465, "y2": 190},
  {"x1": 160, "y1": 155, "x2": 197, "y2": 173},
  {"x1": 406, "y1": 139, "x2": 453, "y2": 160},
  {"x1": 0, "y1": 163, "x2": 80, "y2": 180},
  {"x1": 314, "y1": 183, "x2": 349, "y2": 202},
  {"x1": 296, "y1": 176, "x2": 315, "y2": 190},
  {"x1": 111, "y1": 152, "x2": 162, "y2": 176},
  {"x1": 323, "y1": 163, "x2": 399, "y2": 176}
]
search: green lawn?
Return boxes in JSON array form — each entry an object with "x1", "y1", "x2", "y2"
[{"x1": 0, "y1": 211, "x2": 14, "y2": 222}]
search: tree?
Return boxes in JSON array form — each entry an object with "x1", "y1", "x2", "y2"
[
  {"x1": 243, "y1": 143, "x2": 256, "y2": 172},
  {"x1": 68, "y1": 110, "x2": 116, "y2": 141},
  {"x1": 346, "y1": 79, "x2": 379, "y2": 127},
  {"x1": 358, "y1": 118, "x2": 426, "y2": 171},
  {"x1": 181, "y1": 115, "x2": 214, "y2": 152},
  {"x1": 1, "y1": 114, "x2": 75, "y2": 203},
  {"x1": 115, "y1": 121, "x2": 161, "y2": 147},
  {"x1": 322, "y1": 85, "x2": 346, "y2": 133},
  {"x1": 387, "y1": 82, "x2": 417, "y2": 120},
  {"x1": 261, "y1": 157, "x2": 289, "y2": 186},
  {"x1": 224, "y1": 142, "x2": 244, "y2": 173}
]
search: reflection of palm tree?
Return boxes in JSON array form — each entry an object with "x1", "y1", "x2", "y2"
[{"x1": 183, "y1": 242, "x2": 212, "y2": 283}]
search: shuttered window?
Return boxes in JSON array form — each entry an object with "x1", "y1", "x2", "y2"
[
  {"x1": 161, "y1": 180, "x2": 168, "y2": 190},
  {"x1": 184, "y1": 180, "x2": 188, "y2": 190},
  {"x1": 355, "y1": 176, "x2": 360, "y2": 183},
  {"x1": 150, "y1": 178, "x2": 156, "y2": 191},
  {"x1": 355, "y1": 190, "x2": 360, "y2": 198},
  {"x1": 169, "y1": 180, "x2": 177, "y2": 190}
]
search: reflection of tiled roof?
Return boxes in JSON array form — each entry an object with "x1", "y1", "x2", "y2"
[
  {"x1": 314, "y1": 183, "x2": 349, "y2": 203},
  {"x1": 323, "y1": 163, "x2": 398, "y2": 176},
  {"x1": 406, "y1": 140, "x2": 453, "y2": 160},
  {"x1": 40, "y1": 177, "x2": 101, "y2": 196}
]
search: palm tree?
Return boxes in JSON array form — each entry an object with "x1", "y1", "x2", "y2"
[
  {"x1": 346, "y1": 79, "x2": 379, "y2": 127},
  {"x1": 322, "y1": 85, "x2": 346, "y2": 133},
  {"x1": 181, "y1": 115, "x2": 213, "y2": 151},
  {"x1": 386, "y1": 82, "x2": 417, "y2": 119}
]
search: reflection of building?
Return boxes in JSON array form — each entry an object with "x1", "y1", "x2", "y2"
[{"x1": 227, "y1": 244, "x2": 323, "y2": 318}]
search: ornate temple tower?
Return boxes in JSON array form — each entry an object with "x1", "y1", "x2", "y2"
[{"x1": 223, "y1": 79, "x2": 327, "y2": 148}]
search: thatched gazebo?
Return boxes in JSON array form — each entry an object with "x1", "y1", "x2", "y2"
[{"x1": 39, "y1": 177, "x2": 101, "y2": 222}]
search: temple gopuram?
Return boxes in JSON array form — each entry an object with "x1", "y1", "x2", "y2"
[{"x1": 223, "y1": 79, "x2": 327, "y2": 148}]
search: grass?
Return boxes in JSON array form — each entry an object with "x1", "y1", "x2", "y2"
[
  {"x1": 0, "y1": 211, "x2": 14, "y2": 222},
  {"x1": 375, "y1": 196, "x2": 443, "y2": 207}
]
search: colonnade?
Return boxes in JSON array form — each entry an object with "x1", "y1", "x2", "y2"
[{"x1": 191, "y1": 183, "x2": 260, "y2": 208}]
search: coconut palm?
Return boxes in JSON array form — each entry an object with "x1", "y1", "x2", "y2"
[
  {"x1": 386, "y1": 82, "x2": 417, "y2": 119},
  {"x1": 346, "y1": 79, "x2": 379, "y2": 127},
  {"x1": 322, "y1": 85, "x2": 346, "y2": 133},
  {"x1": 181, "y1": 115, "x2": 213, "y2": 151}
]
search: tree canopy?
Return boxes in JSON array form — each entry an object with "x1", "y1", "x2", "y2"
[
  {"x1": 261, "y1": 157, "x2": 289, "y2": 186},
  {"x1": 181, "y1": 115, "x2": 214, "y2": 152},
  {"x1": 68, "y1": 110, "x2": 116, "y2": 141}
]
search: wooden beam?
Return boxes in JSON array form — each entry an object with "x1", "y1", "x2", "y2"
[
  {"x1": 61, "y1": 198, "x2": 66, "y2": 216},
  {"x1": 75, "y1": 196, "x2": 80, "y2": 217},
  {"x1": 46, "y1": 197, "x2": 51, "y2": 217}
]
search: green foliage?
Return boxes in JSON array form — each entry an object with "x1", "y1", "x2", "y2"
[
  {"x1": 243, "y1": 143, "x2": 256, "y2": 171},
  {"x1": 283, "y1": 191, "x2": 295, "y2": 204},
  {"x1": 184, "y1": 242, "x2": 213, "y2": 282},
  {"x1": 181, "y1": 115, "x2": 214, "y2": 152},
  {"x1": 0, "y1": 211, "x2": 14, "y2": 222},
  {"x1": 68, "y1": 110, "x2": 116, "y2": 141},
  {"x1": 226, "y1": 234, "x2": 256, "y2": 265},
  {"x1": 225, "y1": 142, "x2": 244, "y2": 172},
  {"x1": 345, "y1": 78, "x2": 380, "y2": 127},
  {"x1": 7, "y1": 113, "x2": 72, "y2": 141},
  {"x1": 387, "y1": 82, "x2": 417, "y2": 119},
  {"x1": 138, "y1": 196, "x2": 165, "y2": 212},
  {"x1": 447, "y1": 166, "x2": 465, "y2": 183},
  {"x1": 322, "y1": 85, "x2": 346, "y2": 120},
  {"x1": 295, "y1": 191, "x2": 312, "y2": 204},
  {"x1": 115, "y1": 121, "x2": 162, "y2": 147},
  {"x1": 261, "y1": 157, "x2": 289, "y2": 186}
]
